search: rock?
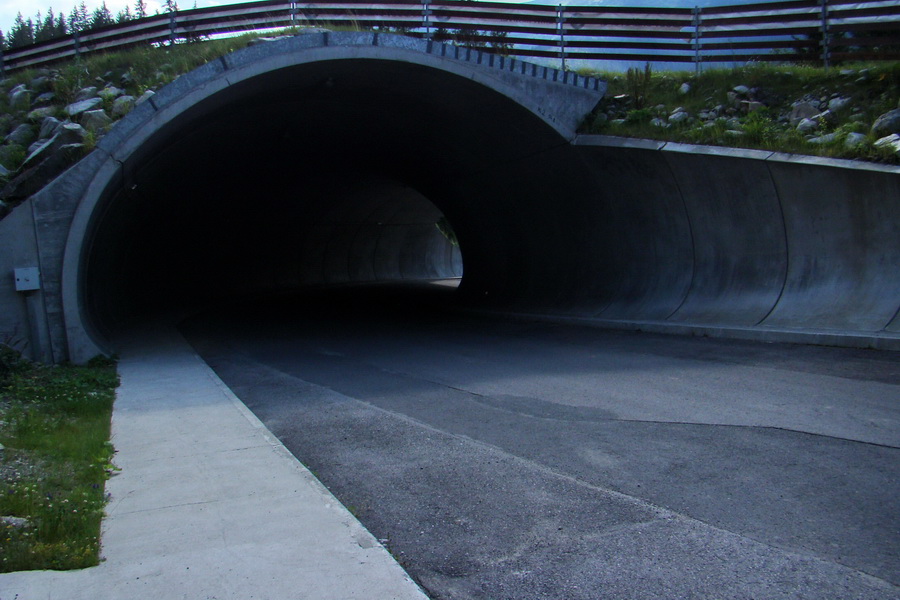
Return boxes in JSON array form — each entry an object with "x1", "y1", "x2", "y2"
[
  {"x1": 812, "y1": 109, "x2": 837, "y2": 125},
  {"x1": 33, "y1": 92, "x2": 56, "y2": 106},
  {"x1": 790, "y1": 101, "x2": 820, "y2": 126},
  {"x1": 0, "y1": 516, "x2": 29, "y2": 529},
  {"x1": 874, "y1": 133, "x2": 900, "y2": 154},
  {"x1": 744, "y1": 101, "x2": 765, "y2": 113},
  {"x1": 5, "y1": 124, "x2": 36, "y2": 147},
  {"x1": 610, "y1": 119, "x2": 626, "y2": 126},
  {"x1": 808, "y1": 133, "x2": 837, "y2": 144},
  {"x1": 668, "y1": 111, "x2": 690, "y2": 124},
  {"x1": 30, "y1": 76, "x2": 51, "y2": 93},
  {"x1": 27, "y1": 140, "x2": 44, "y2": 155},
  {"x1": 828, "y1": 97, "x2": 851, "y2": 112},
  {"x1": 650, "y1": 117, "x2": 669, "y2": 128},
  {"x1": 727, "y1": 91, "x2": 739, "y2": 106},
  {"x1": 22, "y1": 123, "x2": 87, "y2": 170},
  {"x1": 66, "y1": 97, "x2": 103, "y2": 117},
  {"x1": 74, "y1": 86, "x2": 98, "y2": 102},
  {"x1": 9, "y1": 88, "x2": 31, "y2": 112},
  {"x1": 871, "y1": 109, "x2": 900, "y2": 137},
  {"x1": 732, "y1": 85, "x2": 750, "y2": 95},
  {"x1": 39, "y1": 116, "x2": 62, "y2": 139},
  {"x1": 797, "y1": 118, "x2": 819, "y2": 134},
  {"x1": 1, "y1": 143, "x2": 84, "y2": 204},
  {"x1": 844, "y1": 132, "x2": 868, "y2": 149},
  {"x1": 136, "y1": 89, "x2": 156, "y2": 105},
  {"x1": 678, "y1": 82, "x2": 691, "y2": 94},
  {"x1": 99, "y1": 86, "x2": 124, "y2": 100},
  {"x1": 82, "y1": 109, "x2": 112, "y2": 132},
  {"x1": 120, "y1": 71, "x2": 135, "y2": 86},
  {"x1": 724, "y1": 130, "x2": 745, "y2": 136},
  {"x1": 111, "y1": 95, "x2": 136, "y2": 118},
  {"x1": 27, "y1": 107, "x2": 56, "y2": 122},
  {"x1": 0, "y1": 164, "x2": 9, "y2": 179}
]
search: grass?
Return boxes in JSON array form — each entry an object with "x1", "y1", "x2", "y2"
[
  {"x1": 579, "y1": 61, "x2": 900, "y2": 164},
  {"x1": 0, "y1": 348, "x2": 118, "y2": 572}
]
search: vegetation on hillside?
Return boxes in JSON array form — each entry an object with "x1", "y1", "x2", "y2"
[{"x1": 579, "y1": 62, "x2": 900, "y2": 164}]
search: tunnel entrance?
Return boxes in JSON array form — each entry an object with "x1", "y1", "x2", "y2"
[{"x1": 78, "y1": 54, "x2": 589, "y2": 346}]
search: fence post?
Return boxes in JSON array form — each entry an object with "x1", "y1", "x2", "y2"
[
  {"x1": 557, "y1": 4, "x2": 566, "y2": 71},
  {"x1": 169, "y1": 8, "x2": 178, "y2": 44},
  {"x1": 290, "y1": 0, "x2": 297, "y2": 27},
  {"x1": 692, "y1": 6, "x2": 702, "y2": 74},
  {"x1": 820, "y1": 0, "x2": 830, "y2": 69},
  {"x1": 422, "y1": 0, "x2": 432, "y2": 40},
  {"x1": 73, "y1": 30, "x2": 81, "y2": 58}
]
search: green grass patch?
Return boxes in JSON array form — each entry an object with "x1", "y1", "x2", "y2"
[{"x1": 0, "y1": 349, "x2": 118, "y2": 572}]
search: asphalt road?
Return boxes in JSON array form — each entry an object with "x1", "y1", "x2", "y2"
[{"x1": 181, "y1": 283, "x2": 900, "y2": 600}]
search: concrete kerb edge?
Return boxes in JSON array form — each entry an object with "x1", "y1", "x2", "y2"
[
  {"x1": 573, "y1": 134, "x2": 900, "y2": 174},
  {"x1": 176, "y1": 329, "x2": 429, "y2": 596},
  {"x1": 463, "y1": 309, "x2": 900, "y2": 351}
]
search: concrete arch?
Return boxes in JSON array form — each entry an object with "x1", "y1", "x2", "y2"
[
  {"x1": 52, "y1": 32, "x2": 603, "y2": 361},
  {"x1": 0, "y1": 32, "x2": 897, "y2": 363}
]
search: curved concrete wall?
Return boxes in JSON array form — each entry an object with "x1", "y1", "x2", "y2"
[{"x1": 566, "y1": 137, "x2": 900, "y2": 347}]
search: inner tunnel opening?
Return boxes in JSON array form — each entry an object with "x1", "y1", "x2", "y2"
[{"x1": 81, "y1": 56, "x2": 594, "y2": 344}]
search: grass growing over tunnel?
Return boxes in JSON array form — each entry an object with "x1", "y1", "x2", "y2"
[{"x1": 0, "y1": 349, "x2": 118, "y2": 572}]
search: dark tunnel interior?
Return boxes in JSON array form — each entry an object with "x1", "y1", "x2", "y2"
[{"x1": 83, "y1": 58, "x2": 613, "y2": 338}]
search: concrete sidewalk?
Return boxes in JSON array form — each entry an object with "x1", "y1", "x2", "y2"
[{"x1": 0, "y1": 328, "x2": 427, "y2": 600}]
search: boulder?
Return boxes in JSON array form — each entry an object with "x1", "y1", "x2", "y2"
[
  {"x1": 790, "y1": 101, "x2": 820, "y2": 126},
  {"x1": 732, "y1": 85, "x2": 750, "y2": 95},
  {"x1": 668, "y1": 111, "x2": 690, "y2": 124},
  {"x1": 9, "y1": 88, "x2": 31, "y2": 112},
  {"x1": 844, "y1": 132, "x2": 868, "y2": 149},
  {"x1": 27, "y1": 107, "x2": 56, "y2": 122},
  {"x1": 828, "y1": 97, "x2": 851, "y2": 112},
  {"x1": 82, "y1": 109, "x2": 112, "y2": 132},
  {"x1": 111, "y1": 95, "x2": 136, "y2": 117},
  {"x1": 874, "y1": 133, "x2": 900, "y2": 154},
  {"x1": 74, "y1": 86, "x2": 98, "y2": 102},
  {"x1": 29, "y1": 76, "x2": 51, "y2": 93},
  {"x1": 33, "y1": 92, "x2": 56, "y2": 106},
  {"x1": 136, "y1": 89, "x2": 156, "y2": 105},
  {"x1": 678, "y1": 82, "x2": 691, "y2": 95},
  {"x1": 871, "y1": 109, "x2": 900, "y2": 137},
  {"x1": 39, "y1": 116, "x2": 62, "y2": 139},
  {"x1": 797, "y1": 118, "x2": 818, "y2": 134},
  {"x1": 808, "y1": 133, "x2": 837, "y2": 144},
  {"x1": 99, "y1": 86, "x2": 124, "y2": 100},
  {"x1": 66, "y1": 97, "x2": 103, "y2": 117},
  {"x1": 5, "y1": 124, "x2": 36, "y2": 147},
  {"x1": 22, "y1": 123, "x2": 87, "y2": 170},
  {"x1": 0, "y1": 143, "x2": 84, "y2": 204}
]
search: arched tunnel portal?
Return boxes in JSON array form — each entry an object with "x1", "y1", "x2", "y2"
[
  {"x1": 72, "y1": 34, "x2": 613, "y2": 356},
  {"x1": 1, "y1": 32, "x2": 897, "y2": 363}
]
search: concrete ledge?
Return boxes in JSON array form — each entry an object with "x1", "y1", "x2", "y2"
[{"x1": 473, "y1": 309, "x2": 900, "y2": 351}]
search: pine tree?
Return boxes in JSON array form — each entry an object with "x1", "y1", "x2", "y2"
[
  {"x1": 135, "y1": 0, "x2": 148, "y2": 19},
  {"x1": 8, "y1": 13, "x2": 35, "y2": 48},
  {"x1": 116, "y1": 5, "x2": 134, "y2": 23},
  {"x1": 0, "y1": 29, "x2": 6, "y2": 52},
  {"x1": 90, "y1": 1, "x2": 114, "y2": 29},
  {"x1": 69, "y1": 1, "x2": 90, "y2": 33},
  {"x1": 165, "y1": 0, "x2": 179, "y2": 13}
]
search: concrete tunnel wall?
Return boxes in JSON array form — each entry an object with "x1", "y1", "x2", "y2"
[{"x1": 0, "y1": 32, "x2": 897, "y2": 363}]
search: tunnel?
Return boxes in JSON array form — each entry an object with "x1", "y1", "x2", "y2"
[
  {"x1": 0, "y1": 32, "x2": 897, "y2": 363},
  {"x1": 73, "y1": 35, "x2": 612, "y2": 350}
]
